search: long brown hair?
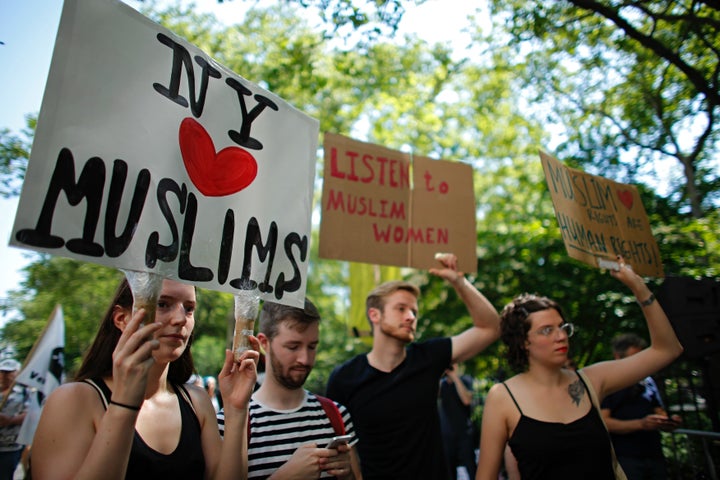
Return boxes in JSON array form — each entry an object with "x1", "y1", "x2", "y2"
[{"x1": 75, "y1": 278, "x2": 195, "y2": 383}]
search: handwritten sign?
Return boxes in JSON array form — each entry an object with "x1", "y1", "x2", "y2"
[
  {"x1": 10, "y1": 0, "x2": 319, "y2": 306},
  {"x1": 540, "y1": 151, "x2": 663, "y2": 277},
  {"x1": 319, "y1": 133, "x2": 477, "y2": 273}
]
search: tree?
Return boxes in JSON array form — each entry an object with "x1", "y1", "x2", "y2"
[
  {"x1": 0, "y1": 115, "x2": 34, "y2": 197},
  {"x1": 273, "y1": 0, "x2": 720, "y2": 217},
  {"x1": 483, "y1": 1, "x2": 720, "y2": 218}
]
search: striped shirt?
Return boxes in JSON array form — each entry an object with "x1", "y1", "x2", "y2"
[{"x1": 217, "y1": 390, "x2": 357, "y2": 479}]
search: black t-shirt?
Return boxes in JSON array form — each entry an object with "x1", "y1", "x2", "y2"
[
  {"x1": 601, "y1": 378, "x2": 664, "y2": 458},
  {"x1": 439, "y1": 374, "x2": 474, "y2": 434},
  {"x1": 326, "y1": 337, "x2": 452, "y2": 480}
]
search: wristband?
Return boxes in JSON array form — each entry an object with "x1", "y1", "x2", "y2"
[
  {"x1": 109, "y1": 399, "x2": 141, "y2": 411},
  {"x1": 638, "y1": 293, "x2": 656, "y2": 307}
]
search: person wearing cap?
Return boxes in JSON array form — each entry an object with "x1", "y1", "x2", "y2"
[{"x1": 0, "y1": 358, "x2": 28, "y2": 479}]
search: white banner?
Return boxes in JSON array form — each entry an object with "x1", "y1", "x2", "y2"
[
  {"x1": 15, "y1": 305, "x2": 65, "y2": 445},
  {"x1": 15, "y1": 306, "x2": 65, "y2": 394},
  {"x1": 16, "y1": 390, "x2": 41, "y2": 446},
  {"x1": 10, "y1": 0, "x2": 318, "y2": 306}
]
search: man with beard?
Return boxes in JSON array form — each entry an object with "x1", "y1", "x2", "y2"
[
  {"x1": 325, "y1": 253, "x2": 500, "y2": 480},
  {"x1": 218, "y1": 299, "x2": 361, "y2": 480}
]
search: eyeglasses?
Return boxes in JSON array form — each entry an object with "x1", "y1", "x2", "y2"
[{"x1": 532, "y1": 323, "x2": 574, "y2": 338}]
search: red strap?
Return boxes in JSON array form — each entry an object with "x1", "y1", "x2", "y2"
[{"x1": 316, "y1": 394, "x2": 346, "y2": 435}]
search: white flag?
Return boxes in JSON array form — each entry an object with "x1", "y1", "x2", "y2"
[
  {"x1": 16, "y1": 389, "x2": 41, "y2": 446},
  {"x1": 14, "y1": 305, "x2": 65, "y2": 445}
]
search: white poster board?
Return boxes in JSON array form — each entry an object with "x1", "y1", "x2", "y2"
[{"x1": 10, "y1": 0, "x2": 319, "y2": 306}]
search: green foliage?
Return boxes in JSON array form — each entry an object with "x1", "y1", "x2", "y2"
[
  {"x1": 486, "y1": 0, "x2": 720, "y2": 218},
  {"x1": 1, "y1": 258, "x2": 123, "y2": 376},
  {"x1": 0, "y1": 115, "x2": 35, "y2": 197},
  {"x1": 190, "y1": 334, "x2": 227, "y2": 377}
]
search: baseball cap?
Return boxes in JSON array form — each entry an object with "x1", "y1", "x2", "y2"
[{"x1": 0, "y1": 359, "x2": 21, "y2": 372}]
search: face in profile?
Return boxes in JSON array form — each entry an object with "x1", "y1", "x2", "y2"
[{"x1": 374, "y1": 290, "x2": 418, "y2": 343}]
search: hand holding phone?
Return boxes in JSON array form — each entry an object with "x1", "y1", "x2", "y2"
[{"x1": 325, "y1": 434, "x2": 352, "y2": 449}]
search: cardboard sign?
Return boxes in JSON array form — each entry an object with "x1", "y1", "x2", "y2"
[
  {"x1": 319, "y1": 133, "x2": 477, "y2": 273},
  {"x1": 10, "y1": 0, "x2": 319, "y2": 306},
  {"x1": 540, "y1": 151, "x2": 663, "y2": 277}
]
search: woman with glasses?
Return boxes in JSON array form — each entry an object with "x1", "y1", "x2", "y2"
[{"x1": 475, "y1": 256, "x2": 683, "y2": 480}]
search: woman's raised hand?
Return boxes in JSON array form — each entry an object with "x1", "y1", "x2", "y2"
[{"x1": 111, "y1": 308, "x2": 162, "y2": 408}]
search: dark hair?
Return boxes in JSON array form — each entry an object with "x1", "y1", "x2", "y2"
[
  {"x1": 611, "y1": 333, "x2": 647, "y2": 357},
  {"x1": 365, "y1": 280, "x2": 420, "y2": 328},
  {"x1": 500, "y1": 293, "x2": 566, "y2": 372},
  {"x1": 258, "y1": 298, "x2": 321, "y2": 340},
  {"x1": 75, "y1": 278, "x2": 195, "y2": 383}
]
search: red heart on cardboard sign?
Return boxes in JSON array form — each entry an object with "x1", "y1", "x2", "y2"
[
  {"x1": 617, "y1": 189, "x2": 634, "y2": 210},
  {"x1": 179, "y1": 117, "x2": 258, "y2": 197}
]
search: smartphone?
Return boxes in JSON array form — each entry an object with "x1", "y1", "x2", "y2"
[{"x1": 325, "y1": 434, "x2": 353, "y2": 449}]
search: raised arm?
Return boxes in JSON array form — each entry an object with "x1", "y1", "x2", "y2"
[
  {"x1": 429, "y1": 253, "x2": 500, "y2": 363},
  {"x1": 584, "y1": 256, "x2": 683, "y2": 399},
  {"x1": 211, "y1": 346, "x2": 259, "y2": 480},
  {"x1": 31, "y1": 311, "x2": 162, "y2": 480}
]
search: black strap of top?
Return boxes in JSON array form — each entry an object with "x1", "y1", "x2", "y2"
[
  {"x1": 84, "y1": 378, "x2": 199, "y2": 417},
  {"x1": 575, "y1": 370, "x2": 594, "y2": 407},
  {"x1": 502, "y1": 382, "x2": 523, "y2": 414},
  {"x1": 176, "y1": 383, "x2": 198, "y2": 417},
  {"x1": 83, "y1": 378, "x2": 110, "y2": 409},
  {"x1": 503, "y1": 371, "x2": 589, "y2": 414}
]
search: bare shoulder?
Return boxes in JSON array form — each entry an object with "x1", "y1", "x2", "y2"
[
  {"x1": 183, "y1": 382, "x2": 212, "y2": 405},
  {"x1": 576, "y1": 363, "x2": 610, "y2": 396},
  {"x1": 38, "y1": 381, "x2": 104, "y2": 432},
  {"x1": 47, "y1": 381, "x2": 103, "y2": 407},
  {"x1": 486, "y1": 378, "x2": 517, "y2": 411},
  {"x1": 182, "y1": 382, "x2": 216, "y2": 420},
  {"x1": 484, "y1": 378, "x2": 523, "y2": 434}
]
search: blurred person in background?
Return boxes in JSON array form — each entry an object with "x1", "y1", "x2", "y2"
[
  {"x1": 0, "y1": 358, "x2": 28, "y2": 480},
  {"x1": 601, "y1": 333, "x2": 681, "y2": 480}
]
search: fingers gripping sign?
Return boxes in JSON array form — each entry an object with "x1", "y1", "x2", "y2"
[
  {"x1": 430, "y1": 252, "x2": 463, "y2": 285},
  {"x1": 219, "y1": 341, "x2": 260, "y2": 412},
  {"x1": 111, "y1": 307, "x2": 163, "y2": 408}
]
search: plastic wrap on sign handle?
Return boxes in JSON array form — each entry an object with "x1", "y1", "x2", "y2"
[
  {"x1": 233, "y1": 289, "x2": 260, "y2": 362},
  {"x1": 123, "y1": 269, "x2": 164, "y2": 325}
]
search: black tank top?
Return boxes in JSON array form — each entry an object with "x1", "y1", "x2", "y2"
[
  {"x1": 503, "y1": 371, "x2": 615, "y2": 480},
  {"x1": 85, "y1": 378, "x2": 206, "y2": 479}
]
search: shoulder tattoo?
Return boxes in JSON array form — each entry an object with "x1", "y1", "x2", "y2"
[{"x1": 568, "y1": 379, "x2": 585, "y2": 406}]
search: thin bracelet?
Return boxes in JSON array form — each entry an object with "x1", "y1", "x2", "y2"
[
  {"x1": 638, "y1": 293, "x2": 656, "y2": 307},
  {"x1": 109, "y1": 399, "x2": 141, "y2": 411}
]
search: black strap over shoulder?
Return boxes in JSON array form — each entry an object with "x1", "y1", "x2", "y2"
[
  {"x1": 502, "y1": 382, "x2": 523, "y2": 414},
  {"x1": 83, "y1": 378, "x2": 110, "y2": 409}
]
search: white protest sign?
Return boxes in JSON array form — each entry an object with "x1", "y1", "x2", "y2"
[{"x1": 10, "y1": 0, "x2": 319, "y2": 306}]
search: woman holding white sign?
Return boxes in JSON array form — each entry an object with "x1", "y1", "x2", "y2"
[
  {"x1": 475, "y1": 256, "x2": 683, "y2": 480},
  {"x1": 30, "y1": 277, "x2": 258, "y2": 480}
]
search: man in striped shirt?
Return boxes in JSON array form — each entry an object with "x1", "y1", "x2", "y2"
[{"x1": 218, "y1": 299, "x2": 361, "y2": 479}]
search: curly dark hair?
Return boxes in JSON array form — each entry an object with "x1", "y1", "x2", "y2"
[{"x1": 500, "y1": 293, "x2": 566, "y2": 372}]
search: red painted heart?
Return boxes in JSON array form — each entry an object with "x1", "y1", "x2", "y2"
[
  {"x1": 617, "y1": 189, "x2": 634, "y2": 210},
  {"x1": 179, "y1": 117, "x2": 258, "y2": 197}
]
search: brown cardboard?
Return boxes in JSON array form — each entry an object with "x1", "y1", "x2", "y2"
[
  {"x1": 320, "y1": 133, "x2": 477, "y2": 274},
  {"x1": 540, "y1": 151, "x2": 664, "y2": 277}
]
